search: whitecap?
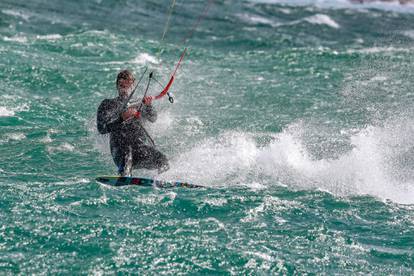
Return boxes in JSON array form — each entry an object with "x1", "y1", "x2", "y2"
[
  {"x1": 6, "y1": 133, "x2": 26, "y2": 141},
  {"x1": 40, "y1": 134, "x2": 53, "y2": 143},
  {"x1": 0, "y1": 107, "x2": 15, "y2": 117},
  {"x1": 203, "y1": 198, "x2": 228, "y2": 206},
  {"x1": 244, "y1": 250, "x2": 274, "y2": 262},
  {"x1": 1, "y1": 9, "x2": 31, "y2": 21},
  {"x1": 3, "y1": 35, "x2": 28, "y2": 43},
  {"x1": 247, "y1": 0, "x2": 414, "y2": 13},
  {"x1": 47, "y1": 142, "x2": 75, "y2": 154},
  {"x1": 304, "y1": 14, "x2": 340, "y2": 29},
  {"x1": 132, "y1": 53, "x2": 159, "y2": 65},
  {"x1": 237, "y1": 13, "x2": 280, "y2": 27},
  {"x1": 346, "y1": 46, "x2": 413, "y2": 54},
  {"x1": 35, "y1": 34, "x2": 62, "y2": 41},
  {"x1": 256, "y1": 119, "x2": 414, "y2": 204},
  {"x1": 162, "y1": 116, "x2": 414, "y2": 204},
  {"x1": 59, "y1": 142, "x2": 75, "y2": 152},
  {"x1": 402, "y1": 30, "x2": 414, "y2": 39}
]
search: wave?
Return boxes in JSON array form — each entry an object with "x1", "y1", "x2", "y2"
[
  {"x1": 1, "y1": 8, "x2": 32, "y2": 21},
  {"x1": 247, "y1": 0, "x2": 414, "y2": 13},
  {"x1": 346, "y1": 46, "x2": 414, "y2": 54},
  {"x1": 237, "y1": 12, "x2": 340, "y2": 29},
  {"x1": 304, "y1": 14, "x2": 340, "y2": 29},
  {"x1": 161, "y1": 116, "x2": 414, "y2": 204}
]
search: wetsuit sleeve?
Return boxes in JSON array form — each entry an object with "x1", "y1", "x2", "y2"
[
  {"x1": 142, "y1": 104, "x2": 157, "y2": 123},
  {"x1": 97, "y1": 99, "x2": 123, "y2": 134}
]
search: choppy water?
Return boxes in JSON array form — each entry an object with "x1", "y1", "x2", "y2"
[{"x1": 1, "y1": 0, "x2": 414, "y2": 274}]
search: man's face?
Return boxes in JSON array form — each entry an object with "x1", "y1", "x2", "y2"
[{"x1": 118, "y1": 77, "x2": 135, "y2": 98}]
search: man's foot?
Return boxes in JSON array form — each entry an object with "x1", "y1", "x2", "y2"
[{"x1": 118, "y1": 165, "x2": 125, "y2": 176}]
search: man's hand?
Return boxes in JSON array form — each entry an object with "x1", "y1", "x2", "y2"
[
  {"x1": 142, "y1": 96, "x2": 153, "y2": 106},
  {"x1": 122, "y1": 107, "x2": 139, "y2": 121}
]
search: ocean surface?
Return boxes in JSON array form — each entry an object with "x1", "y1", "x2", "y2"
[{"x1": 1, "y1": 0, "x2": 414, "y2": 274}]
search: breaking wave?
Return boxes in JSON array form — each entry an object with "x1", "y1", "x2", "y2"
[{"x1": 162, "y1": 116, "x2": 414, "y2": 204}]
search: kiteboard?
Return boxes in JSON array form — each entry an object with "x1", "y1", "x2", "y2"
[{"x1": 96, "y1": 176, "x2": 203, "y2": 188}]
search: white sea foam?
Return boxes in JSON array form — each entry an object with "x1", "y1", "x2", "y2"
[
  {"x1": 346, "y1": 46, "x2": 413, "y2": 54},
  {"x1": 3, "y1": 35, "x2": 28, "y2": 43},
  {"x1": 6, "y1": 133, "x2": 26, "y2": 141},
  {"x1": 163, "y1": 132, "x2": 258, "y2": 186},
  {"x1": 402, "y1": 30, "x2": 414, "y2": 39},
  {"x1": 54, "y1": 178, "x2": 89, "y2": 186},
  {"x1": 304, "y1": 14, "x2": 340, "y2": 29},
  {"x1": 237, "y1": 13, "x2": 280, "y2": 27},
  {"x1": 203, "y1": 198, "x2": 228, "y2": 207},
  {"x1": 35, "y1": 34, "x2": 62, "y2": 40},
  {"x1": 0, "y1": 107, "x2": 15, "y2": 117},
  {"x1": 247, "y1": 0, "x2": 414, "y2": 13},
  {"x1": 0, "y1": 104, "x2": 30, "y2": 117},
  {"x1": 0, "y1": 132, "x2": 26, "y2": 144},
  {"x1": 61, "y1": 143, "x2": 75, "y2": 152},
  {"x1": 1, "y1": 95, "x2": 15, "y2": 100},
  {"x1": 1, "y1": 9, "x2": 31, "y2": 21},
  {"x1": 247, "y1": 15, "x2": 275, "y2": 25},
  {"x1": 268, "y1": 122, "x2": 414, "y2": 204},
  {"x1": 48, "y1": 128, "x2": 60, "y2": 134},
  {"x1": 133, "y1": 53, "x2": 159, "y2": 65},
  {"x1": 149, "y1": 110, "x2": 174, "y2": 136},
  {"x1": 164, "y1": 116, "x2": 414, "y2": 204},
  {"x1": 40, "y1": 134, "x2": 53, "y2": 143},
  {"x1": 237, "y1": 12, "x2": 340, "y2": 29},
  {"x1": 47, "y1": 142, "x2": 75, "y2": 154},
  {"x1": 278, "y1": 8, "x2": 292, "y2": 14}
]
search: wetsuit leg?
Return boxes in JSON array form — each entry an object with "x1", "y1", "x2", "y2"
[
  {"x1": 123, "y1": 146, "x2": 133, "y2": 177},
  {"x1": 132, "y1": 145, "x2": 169, "y2": 172},
  {"x1": 111, "y1": 144, "x2": 129, "y2": 176}
]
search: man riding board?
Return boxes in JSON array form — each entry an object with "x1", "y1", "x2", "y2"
[{"x1": 97, "y1": 69, "x2": 169, "y2": 176}]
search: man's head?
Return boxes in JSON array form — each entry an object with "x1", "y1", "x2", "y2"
[{"x1": 116, "y1": 70, "x2": 135, "y2": 98}]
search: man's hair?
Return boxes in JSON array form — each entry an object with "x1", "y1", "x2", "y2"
[{"x1": 116, "y1": 70, "x2": 134, "y2": 86}]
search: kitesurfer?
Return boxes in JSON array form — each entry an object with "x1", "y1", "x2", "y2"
[{"x1": 97, "y1": 69, "x2": 169, "y2": 176}]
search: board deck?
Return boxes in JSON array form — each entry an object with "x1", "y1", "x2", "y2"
[{"x1": 96, "y1": 176, "x2": 203, "y2": 188}]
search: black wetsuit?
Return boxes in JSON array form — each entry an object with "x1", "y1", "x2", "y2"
[{"x1": 97, "y1": 96, "x2": 169, "y2": 174}]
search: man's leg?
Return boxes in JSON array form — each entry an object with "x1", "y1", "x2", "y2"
[
  {"x1": 123, "y1": 146, "x2": 133, "y2": 177},
  {"x1": 111, "y1": 144, "x2": 131, "y2": 176},
  {"x1": 132, "y1": 145, "x2": 169, "y2": 173}
]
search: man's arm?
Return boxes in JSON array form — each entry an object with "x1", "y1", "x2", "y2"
[
  {"x1": 141, "y1": 96, "x2": 157, "y2": 123},
  {"x1": 142, "y1": 104, "x2": 157, "y2": 123}
]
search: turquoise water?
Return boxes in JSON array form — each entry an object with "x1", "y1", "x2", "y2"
[{"x1": 1, "y1": 0, "x2": 414, "y2": 274}]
